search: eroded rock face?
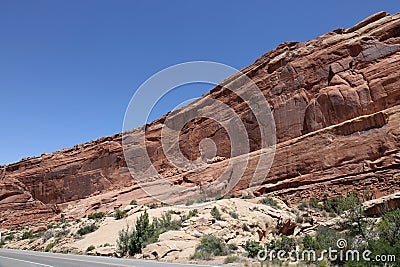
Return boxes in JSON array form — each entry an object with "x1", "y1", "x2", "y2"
[
  {"x1": 363, "y1": 192, "x2": 400, "y2": 216},
  {"x1": 1, "y1": 12, "x2": 400, "y2": 227},
  {"x1": 0, "y1": 137, "x2": 131, "y2": 227}
]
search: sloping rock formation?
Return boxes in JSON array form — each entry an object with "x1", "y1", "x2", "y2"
[{"x1": 1, "y1": 12, "x2": 399, "y2": 228}]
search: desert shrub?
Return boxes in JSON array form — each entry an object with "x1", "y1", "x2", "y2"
[
  {"x1": 302, "y1": 234, "x2": 319, "y2": 250},
  {"x1": 244, "y1": 240, "x2": 263, "y2": 258},
  {"x1": 196, "y1": 195, "x2": 207, "y2": 203},
  {"x1": 241, "y1": 194, "x2": 254, "y2": 199},
  {"x1": 242, "y1": 223, "x2": 251, "y2": 232},
  {"x1": 130, "y1": 200, "x2": 137, "y2": 205},
  {"x1": 368, "y1": 208, "x2": 400, "y2": 264},
  {"x1": 378, "y1": 208, "x2": 400, "y2": 245},
  {"x1": 148, "y1": 203, "x2": 158, "y2": 209},
  {"x1": 88, "y1": 212, "x2": 105, "y2": 220},
  {"x1": 188, "y1": 209, "x2": 199, "y2": 218},
  {"x1": 224, "y1": 255, "x2": 240, "y2": 264},
  {"x1": 185, "y1": 199, "x2": 195, "y2": 206},
  {"x1": 228, "y1": 243, "x2": 238, "y2": 251},
  {"x1": 21, "y1": 231, "x2": 33, "y2": 240},
  {"x1": 117, "y1": 210, "x2": 158, "y2": 256},
  {"x1": 5, "y1": 234, "x2": 14, "y2": 241},
  {"x1": 309, "y1": 198, "x2": 323, "y2": 210},
  {"x1": 215, "y1": 194, "x2": 224, "y2": 201},
  {"x1": 117, "y1": 226, "x2": 132, "y2": 256},
  {"x1": 55, "y1": 228, "x2": 70, "y2": 238},
  {"x1": 298, "y1": 202, "x2": 309, "y2": 210},
  {"x1": 296, "y1": 215, "x2": 304, "y2": 223},
  {"x1": 315, "y1": 226, "x2": 342, "y2": 250},
  {"x1": 86, "y1": 245, "x2": 95, "y2": 252},
  {"x1": 45, "y1": 242, "x2": 56, "y2": 252},
  {"x1": 114, "y1": 209, "x2": 127, "y2": 220},
  {"x1": 323, "y1": 193, "x2": 361, "y2": 215},
  {"x1": 190, "y1": 250, "x2": 212, "y2": 260},
  {"x1": 258, "y1": 197, "x2": 279, "y2": 208},
  {"x1": 77, "y1": 224, "x2": 98, "y2": 236},
  {"x1": 42, "y1": 230, "x2": 54, "y2": 242},
  {"x1": 191, "y1": 234, "x2": 229, "y2": 259},
  {"x1": 267, "y1": 235, "x2": 297, "y2": 252},
  {"x1": 153, "y1": 211, "x2": 182, "y2": 233},
  {"x1": 340, "y1": 204, "x2": 371, "y2": 238},
  {"x1": 211, "y1": 206, "x2": 222, "y2": 220},
  {"x1": 229, "y1": 211, "x2": 239, "y2": 219}
]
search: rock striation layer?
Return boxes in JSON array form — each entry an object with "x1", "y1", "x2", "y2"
[{"x1": 1, "y1": 12, "x2": 399, "y2": 227}]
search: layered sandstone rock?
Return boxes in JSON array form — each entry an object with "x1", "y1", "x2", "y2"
[{"x1": 1, "y1": 12, "x2": 399, "y2": 227}]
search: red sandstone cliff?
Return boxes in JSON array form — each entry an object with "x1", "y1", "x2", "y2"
[{"x1": 1, "y1": 11, "x2": 399, "y2": 227}]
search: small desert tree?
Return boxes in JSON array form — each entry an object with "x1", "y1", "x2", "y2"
[{"x1": 117, "y1": 210, "x2": 158, "y2": 256}]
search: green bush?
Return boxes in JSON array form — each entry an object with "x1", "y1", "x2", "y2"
[
  {"x1": 117, "y1": 210, "x2": 158, "y2": 256},
  {"x1": 323, "y1": 193, "x2": 361, "y2": 215},
  {"x1": 153, "y1": 211, "x2": 182, "y2": 233},
  {"x1": 185, "y1": 199, "x2": 195, "y2": 206},
  {"x1": 242, "y1": 223, "x2": 251, "y2": 232},
  {"x1": 88, "y1": 212, "x2": 105, "y2": 220},
  {"x1": 5, "y1": 234, "x2": 14, "y2": 241},
  {"x1": 297, "y1": 202, "x2": 309, "y2": 210},
  {"x1": 211, "y1": 206, "x2": 222, "y2": 220},
  {"x1": 224, "y1": 255, "x2": 240, "y2": 264},
  {"x1": 241, "y1": 195, "x2": 254, "y2": 199},
  {"x1": 368, "y1": 208, "x2": 400, "y2": 263},
  {"x1": 188, "y1": 209, "x2": 199, "y2": 218},
  {"x1": 267, "y1": 235, "x2": 297, "y2": 252},
  {"x1": 21, "y1": 231, "x2": 33, "y2": 240},
  {"x1": 114, "y1": 209, "x2": 127, "y2": 220},
  {"x1": 377, "y1": 208, "x2": 400, "y2": 245},
  {"x1": 315, "y1": 226, "x2": 341, "y2": 250},
  {"x1": 130, "y1": 200, "x2": 137, "y2": 205},
  {"x1": 45, "y1": 242, "x2": 56, "y2": 252},
  {"x1": 149, "y1": 203, "x2": 158, "y2": 209},
  {"x1": 86, "y1": 245, "x2": 95, "y2": 252},
  {"x1": 77, "y1": 224, "x2": 98, "y2": 236},
  {"x1": 190, "y1": 250, "x2": 211, "y2": 260},
  {"x1": 191, "y1": 234, "x2": 229, "y2": 259},
  {"x1": 258, "y1": 197, "x2": 279, "y2": 208},
  {"x1": 296, "y1": 215, "x2": 304, "y2": 223},
  {"x1": 228, "y1": 243, "x2": 238, "y2": 251},
  {"x1": 302, "y1": 234, "x2": 319, "y2": 250},
  {"x1": 215, "y1": 194, "x2": 224, "y2": 201},
  {"x1": 244, "y1": 240, "x2": 263, "y2": 258},
  {"x1": 229, "y1": 211, "x2": 239, "y2": 219},
  {"x1": 196, "y1": 195, "x2": 207, "y2": 203},
  {"x1": 309, "y1": 198, "x2": 322, "y2": 210},
  {"x1": 315, "y1": 208, "x2": 400, "y2": 266}
]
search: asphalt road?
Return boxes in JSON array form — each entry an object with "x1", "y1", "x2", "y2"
[{"x1": 0, "y1": 249, "x2": 215, "y2": 267}]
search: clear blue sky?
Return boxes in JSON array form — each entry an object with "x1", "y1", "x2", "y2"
[{"x1": 0, "y1": 1, "x2": 398, "y2": 164}]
